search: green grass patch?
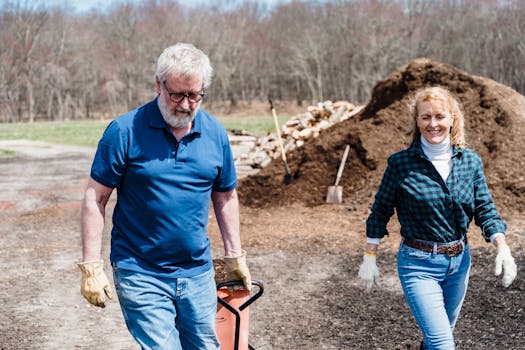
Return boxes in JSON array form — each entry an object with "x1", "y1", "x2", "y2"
[
  {"x1": 0, "y1": 115, "x2": 288, "y2": 147},
  {"x1": 0, "y1": 149, "x2": 15, "y2": 157},
  {"x1": 0, "y1": 120, "x2": 109, "y2": 147}
]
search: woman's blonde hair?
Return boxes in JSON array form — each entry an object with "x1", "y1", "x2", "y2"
[{"x1": 408, "y1": 86, "x2": 466, "y2": 148}]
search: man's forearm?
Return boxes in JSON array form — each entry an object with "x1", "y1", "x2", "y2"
[
  {"x1": 81, "y1": 183, "x2": 110, "y2": 262},
  {"x1": 212, "y1": 189, "x2": 242, "y2": 257}
]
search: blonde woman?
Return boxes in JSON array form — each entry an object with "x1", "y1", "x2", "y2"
[{"x1": 358, "y1": 86, "x2": 517, "y2": 349}]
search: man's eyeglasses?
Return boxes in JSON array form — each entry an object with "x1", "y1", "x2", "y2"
[{"x1": 162, "y1": 81, "x2": 204, "y2": 104}]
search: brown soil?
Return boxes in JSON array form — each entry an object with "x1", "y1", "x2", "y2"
[
  {"x1": 238, "y1": 58, "x2": 525, "y2": 217},
  {"x1": 1, "y1": 59, "x2": 524, "y2": 350}
]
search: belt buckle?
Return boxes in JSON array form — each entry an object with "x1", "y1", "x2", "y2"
[{"x1": 445, "y1": 245, "x2": 458, "y2": 257}]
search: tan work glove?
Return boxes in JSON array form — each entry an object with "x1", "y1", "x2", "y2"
[
  {"x1": 495, "y1": 245, "x2": 517, "y2": 288},
  {"x1": 224, "y1": 250, "x2": 252, "y2": 291},
  {"x1": 78, "y1": 260, "x2": 114, "y2": 308},
  {"x1": 358, "y1": 254, "x2": 380, "y2": 291}
]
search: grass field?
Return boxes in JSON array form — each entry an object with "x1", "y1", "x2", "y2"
[
  {"x1": 0, "y1": 120, "x2": 110, "y2": 147},
  {"x1": 0, "y1": 149, "x2": 15, "y2": 156},
  {"x1": 0, "y1": 115, "x2": 288, "y2": 148}
]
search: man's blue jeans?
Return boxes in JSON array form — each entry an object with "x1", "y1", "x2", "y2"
[
  {"x1": 397, "y1": 239, "x2": 471, "y2": 350},
  {"x1": 113, "y1": 267, "x2": 220, "y2": 350}
]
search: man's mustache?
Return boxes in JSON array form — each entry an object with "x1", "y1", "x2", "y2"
[{"x1": 175, "y1": 107, "x2": 191, "y2": 114}]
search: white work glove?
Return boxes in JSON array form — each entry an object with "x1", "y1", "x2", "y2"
[
  {"x1": 358, "y1": 254, "x2": 380, "y2": 291},
  {"x1": 224, "y1": 250, "x2": 252, "y2": 291},
  {"x1": 495, "y1": 245, "x2": 517, "y2": 288},
  {"x1": 78, "y1": 260, "x2": 114, "y2": 307}
]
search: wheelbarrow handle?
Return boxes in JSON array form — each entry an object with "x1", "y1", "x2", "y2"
[
  {"x1": 216, "y1": 280, "x2": 264, "y2": 311},
  {"x1": 216, "y1": 280, "x2": 264, "y2": 350}
]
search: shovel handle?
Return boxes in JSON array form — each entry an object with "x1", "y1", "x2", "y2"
[
  {"x1": 269, "y1": 98, "x2": 288, "y2": 164},
  {"x1": 334, "y1": 145, "x2": 350, "y2": 186}
]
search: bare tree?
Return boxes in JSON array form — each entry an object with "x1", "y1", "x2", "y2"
[
  {"x1": 1, "y1": 1, "x2": 49, "y2": 122},
  {"x1": 1, "y1": 0, "x2": 525, "y2": 122}
]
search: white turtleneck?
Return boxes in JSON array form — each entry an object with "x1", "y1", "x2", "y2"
[{"x1": 420, "y1": 135, "x2": 453, "y2": 182}]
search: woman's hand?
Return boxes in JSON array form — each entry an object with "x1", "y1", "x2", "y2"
[
  {"x1": 495, "y1": 244, "x2": 517, "y2": 287},
  {"x1": 358, "y1": 243, "x2": 380, "y2": 291},
  {"x1": 493, "y1": 236, "x2": 517, "y2": 288},
  {"x1": 358, "y1": 254, "x2": 380, "y2": 291}
]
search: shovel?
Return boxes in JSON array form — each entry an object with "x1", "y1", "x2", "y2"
[
  {"x1": 268, "y1": 97, "x2": 292, "y2": 184},
  {"x1": 326, "y1": 144, "x2": 350, "y2": 204}
]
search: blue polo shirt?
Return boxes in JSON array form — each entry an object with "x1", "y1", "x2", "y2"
[{"x1": 91, "y1": 98, "x2": 237, "y2": 277}]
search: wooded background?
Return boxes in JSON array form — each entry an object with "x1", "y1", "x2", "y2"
[{"x1": 1, "y1": 0, "x2": 524, "y2": 123}]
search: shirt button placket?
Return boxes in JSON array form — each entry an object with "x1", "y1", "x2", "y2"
[
  {"x1": 176, "y1": 278, "x2": 187, "y2": 297},
  {"x1": 177, "y1": 142, "x2": 185, "y2": 163},
  {"x1": 172, "y1": 141, "x2": 179, "y2": 162}
]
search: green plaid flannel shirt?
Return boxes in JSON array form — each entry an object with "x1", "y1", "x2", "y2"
[{"x1": 366, "y1": 138, "x2": 506, "y2": 243}]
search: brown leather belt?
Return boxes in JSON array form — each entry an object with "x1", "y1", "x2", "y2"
[{"x1": 403, "y1": 237, "x2": 467, "y2": 257}]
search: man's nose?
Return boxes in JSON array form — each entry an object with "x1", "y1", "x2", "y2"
[{"x1": 178, "y1": 97, "x2": 191, "y2": 109}]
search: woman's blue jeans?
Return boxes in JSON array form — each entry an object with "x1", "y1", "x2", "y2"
[
  {"x1": 113, "y1": 267, "x2": 220, "y2": 350},
  {"x1": 397, "y1": 239, "x2": 471, "y2": 350}
]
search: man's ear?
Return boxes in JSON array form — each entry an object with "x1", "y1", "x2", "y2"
[{"x1": 155, "y1": 76, "x2": 161, "y2": 94}]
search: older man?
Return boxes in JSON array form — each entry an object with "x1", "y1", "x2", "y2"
[{"x1": 78, "y1": 43, "x2": 251, "y2": 350}]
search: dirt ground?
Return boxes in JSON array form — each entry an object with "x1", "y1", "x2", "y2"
[
  {"x1": 0, "y1": 139, "x2": 523, "y2": 350},
  {"x1": 1, "y1": 59, "x2": 525, "y2": 349}
]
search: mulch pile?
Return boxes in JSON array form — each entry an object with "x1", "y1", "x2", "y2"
[{"x1": 238, "y1": 58, "x2": 525, "y2": 215}]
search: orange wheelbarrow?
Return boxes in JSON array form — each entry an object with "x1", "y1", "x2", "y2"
[{"x1": 216, "y1": 280, "x2": 264, "y2": 350}]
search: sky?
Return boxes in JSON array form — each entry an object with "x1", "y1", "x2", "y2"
[{"x1": 1, "y1": 0, "x2": 295, "y2": 14}]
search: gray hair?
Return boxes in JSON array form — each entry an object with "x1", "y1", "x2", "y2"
[{"x1": 155, "y1": 43, "x2": 213, "y2": 88}]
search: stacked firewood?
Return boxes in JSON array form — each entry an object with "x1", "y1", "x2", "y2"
[{"x1": 230, "y1": 101, "x2": 363, "y2": 177}]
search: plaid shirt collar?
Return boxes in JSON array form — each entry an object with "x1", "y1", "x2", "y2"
[{"x1": 408, "y1": 136, "x2": 463, "y2": 160}]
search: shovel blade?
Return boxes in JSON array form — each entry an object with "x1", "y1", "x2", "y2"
[
  {"x1": 284, "y1": 173, "x2": 292, "y2": 185},
  {"x1": 326, "y1": 186, "x2": 343, "y2": 204}
]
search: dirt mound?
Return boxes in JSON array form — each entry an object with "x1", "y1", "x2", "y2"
[{"x1": 237, "y1": 58, "x2": 525, "y2": 215}]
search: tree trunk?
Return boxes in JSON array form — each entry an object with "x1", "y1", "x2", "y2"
[{"x1": 27, "y1": 80, "x2": 35, "y2": 123}]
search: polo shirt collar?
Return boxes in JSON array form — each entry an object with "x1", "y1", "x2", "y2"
[
  {"x1": 191, "y1": 109, "x2": 203, "y2": 134},
  {"x1": 148, "y1": 97, "x2": 203, "y2": 135}
]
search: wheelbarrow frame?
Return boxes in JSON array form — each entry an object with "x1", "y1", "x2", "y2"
[{"x1": 216, "y1": 280, "x2": 264, "y2": 350}]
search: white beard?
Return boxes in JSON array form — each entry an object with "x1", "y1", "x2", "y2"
[{"x1": 157, "y1": 96, "x2": 201, "y2": 129}]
